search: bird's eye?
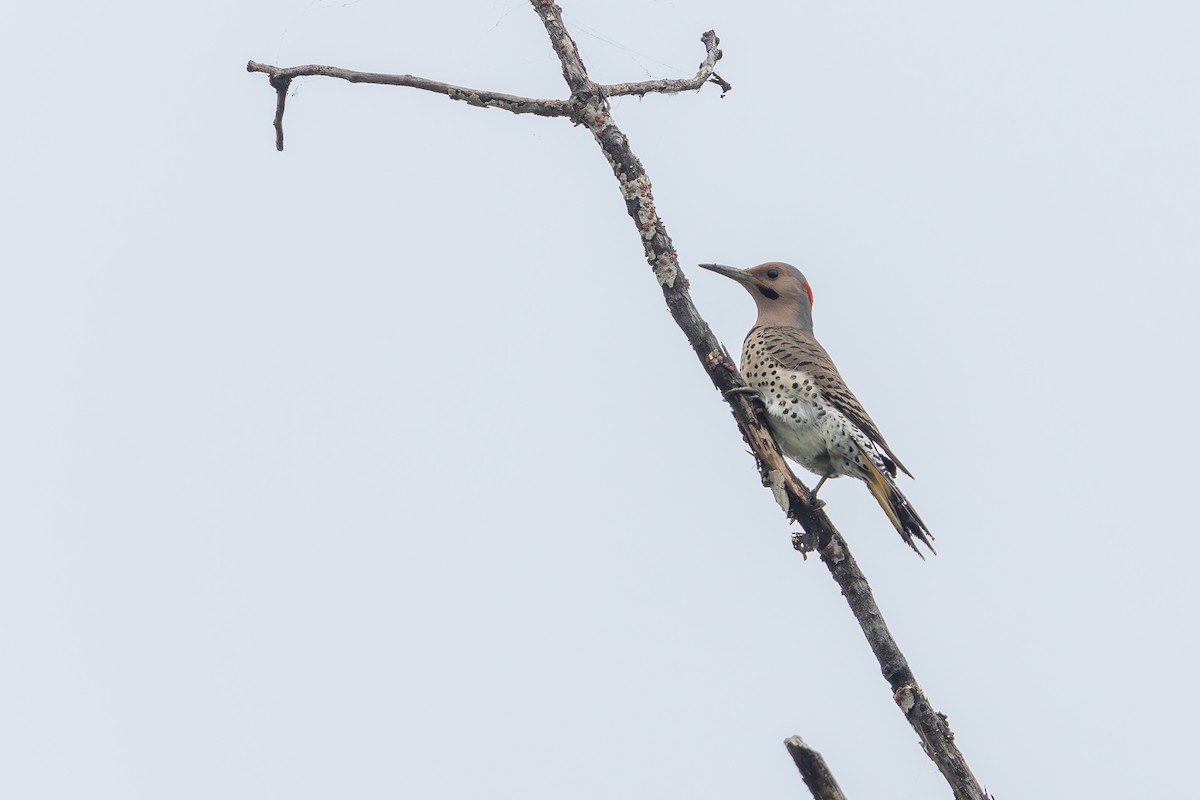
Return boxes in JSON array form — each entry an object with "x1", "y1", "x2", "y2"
[{"x1": 766, "y1": 268, "x2": 780, "y2": 279}]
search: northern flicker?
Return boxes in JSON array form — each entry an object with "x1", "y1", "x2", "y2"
[{"x1": 699, "y1": 261, "x2": 934, "y2": 556}]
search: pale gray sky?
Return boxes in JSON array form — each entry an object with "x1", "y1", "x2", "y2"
[{"x1": 4, "y1": 1, "x2": 1199, "y2": 798}]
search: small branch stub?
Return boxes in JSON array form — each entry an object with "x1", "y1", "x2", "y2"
[{"x1": 784, "y1": 736, "x2": 849, "y2": 800}]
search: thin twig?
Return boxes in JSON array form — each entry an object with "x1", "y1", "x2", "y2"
[
  {"x1": 784, "y1": 736, "x2": 849, "y2": 800},
  {"x1": 601, "y1": 30, "x2": 731, "y2": 97},
  {"x1": 245, "y1": 61, "x2": 571, "y2": 150}
]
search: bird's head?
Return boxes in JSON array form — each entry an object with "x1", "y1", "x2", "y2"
[{"x1": 697, "y1": 261, "x2": 814, "y2": 330}]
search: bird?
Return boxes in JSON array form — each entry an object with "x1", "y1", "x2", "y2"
[{"x1": 698, "y1": 261, "x2": 934, "y2": 556}]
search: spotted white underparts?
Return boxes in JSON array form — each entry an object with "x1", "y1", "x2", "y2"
[{"x1": 741, "y1": 327, "x2": 887, "y2": 484}]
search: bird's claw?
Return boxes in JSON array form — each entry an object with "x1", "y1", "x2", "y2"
[{"x1": 724, "y1": 386, "x2": 762, "y2": 401}]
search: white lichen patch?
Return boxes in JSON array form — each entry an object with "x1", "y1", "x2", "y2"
[
  {"x1": 446, "y1": 88, "x2": 536, "y2": 114},
  {"x1": 580, "y1": 99, "x2": 610, "y2": 134},
  {"x1": 617, "y1": 174, "x2": 659, "y2": 239},
  {"x1": 652, "y1": 253, "x2": 678, "y2": 287},
  {"x1": 621, "y1": 173, "x2": 653, "y2": 200},
  {"x1": 447, "y1": 88, "x2": 476, "y2": 106}
]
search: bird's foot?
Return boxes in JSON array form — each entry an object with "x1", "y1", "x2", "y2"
[
  {"x1": 724, "y1": 386, "x2": 762, "y2": 401},
  {"x1": 804, "y1": 476, "x2": 831, "y2": 510}
]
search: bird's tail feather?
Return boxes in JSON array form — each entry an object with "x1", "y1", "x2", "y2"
[{"x1": 859, "y1": 449, "x2": 936, "y2": 557}]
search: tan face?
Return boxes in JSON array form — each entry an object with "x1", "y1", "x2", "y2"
[
  {"x1": 697, "y1": 261, "x2": 815, "y2": 330},
  {"x1": 739, "y1": 262, "x2": 814, "y2": 308}
]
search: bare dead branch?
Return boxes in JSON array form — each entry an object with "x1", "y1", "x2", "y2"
[
  {"x1": 600, "y1": 30, "x2": 731, "y2": 98},
  {"x1": 784, "y1": 736, "x2": 849, "y2": 800},
  {"x1": 808, "y1": 533, "x2": 986, "y2": 799},
  {"x1": 524, "y1": 3, "x2": 988, "y2": 798},
  {"x1": 246, "y1": 4, "x2": 987, "y2": 797},
  {"x1": 246, "y1": 27, "x2": 726, "y2": 151},
  {"x1": 245, "y1": 61, "x2": 571, "y2": 150}
]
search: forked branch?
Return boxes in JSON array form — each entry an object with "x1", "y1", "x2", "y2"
[
  {"x1": 247, "y1": 3, "x2": 987, "y2": 798},
  {"x1": 602, "y1": 29, "x2": 731, "y2": 97},
  {"x1": 245, "y1": 29, "x2": 727, "y2": 151}
]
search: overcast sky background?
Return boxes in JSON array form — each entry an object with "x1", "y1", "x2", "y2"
[{"x1": 4, "y1": 1, "x2": 1199, "y2": 797}]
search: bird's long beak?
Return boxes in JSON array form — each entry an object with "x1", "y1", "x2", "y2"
[{"x1": 697, "y1": 263, "x2": 751, "y2": 284}]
